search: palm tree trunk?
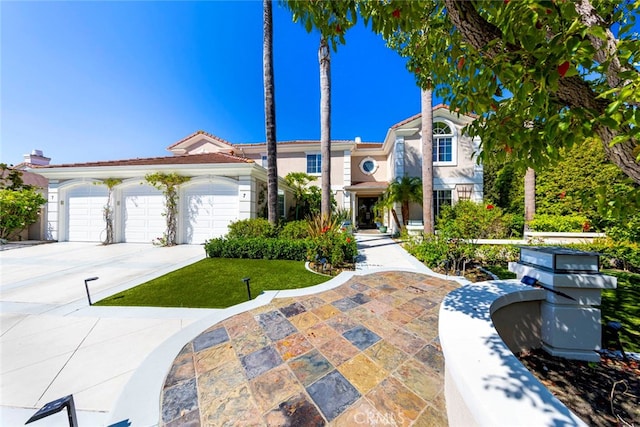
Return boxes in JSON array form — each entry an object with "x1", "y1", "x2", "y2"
[
  {"x1": 421, "y1": 87, "x2": 434, "y2": 234},
  {"x1": 524, "y1": 167, "x2": 536, "y2": 229},
  {"x1": 263, "y1": 0, "x2": 278, "y2": 225},
  {"x1": 319, "y1": 38, "x2": 331, "y2": 221}
]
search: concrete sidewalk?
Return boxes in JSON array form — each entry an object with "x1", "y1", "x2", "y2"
[{"x1": 1, "y1": 243, "x2": 210, "y2": 426}]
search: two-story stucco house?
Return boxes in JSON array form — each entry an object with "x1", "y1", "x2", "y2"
[{"x1": 30, "y1": 105, "x2": 482, "y2": 243}]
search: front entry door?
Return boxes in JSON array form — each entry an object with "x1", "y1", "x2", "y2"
[{"x1": 357, "y1": 197, "x2": 378, "y2": 229}]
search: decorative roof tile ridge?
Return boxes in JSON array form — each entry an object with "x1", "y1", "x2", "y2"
[
  {"x1": 167, "y1": 130, "x2": 234, "y2": 149},
  {"x1": 214, "y1": 151, "x2": 254, "y2": 163}
]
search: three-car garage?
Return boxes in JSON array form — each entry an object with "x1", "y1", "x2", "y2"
[{"x1": 60, "y1": 178, "x2": 240, "y2": 245}]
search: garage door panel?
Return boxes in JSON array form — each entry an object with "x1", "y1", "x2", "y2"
[
  {"x1": 67, "y1": 187, "x2": 107, "y2": 242},
  {"x1": 184, "y1": 182, "x2": 238, "y2": 244},
  {"x1": 123, "y1": 186, "x2": 165, "y2": 243}
]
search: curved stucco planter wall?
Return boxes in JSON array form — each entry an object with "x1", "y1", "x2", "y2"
[{"x1": 439, "y1": 280, "x2": 588, "y2": 427}]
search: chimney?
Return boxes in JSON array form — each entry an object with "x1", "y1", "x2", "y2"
[
  {"x1": 354, "y1": 136, "x2": 362, "y2": 143},
  {"x1": 23, "y1": 149, "x2": 51, "y2": 166}
]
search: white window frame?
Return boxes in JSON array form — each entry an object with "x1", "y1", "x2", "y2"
[
  {"x1": 261, "y1": 154, "x2": 268, "y2": 168},
  {"x1": 359, "y1": 157, "x2": 378, "y2": 175},
  {"x1": 306, "y1": 152, "x2": 322, "y2": 175},
  {"x1": 432, "y1": 120, "x2": 457, "y2": 166}
]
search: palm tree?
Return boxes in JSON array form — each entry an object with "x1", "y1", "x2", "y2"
[
  {"x1": 319, "y1": 37, "x2": 331, "y2": 222},
  {"x1": 524, "y1": 167, "x2": 536, "y2": 229},
  {"x1": 386, "y1": 176, "x2": 423, "y2": 227},
  {"x1": 421, "y1": 87, "x2": 434, "y2": 235},
  {"x1": 263, "y1": 0, "x2": 278, "y2": 225}
]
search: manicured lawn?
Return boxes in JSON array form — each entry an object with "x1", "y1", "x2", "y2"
[
  {"x1": 95, "y1": 258, "x2": 330, "y2": 309},
  {"x1": 601, "y1": 269, "x2": 640, "y2": 353},
  {"x1": 483, "y1": 264, "x2": 517, "y2": 280}
]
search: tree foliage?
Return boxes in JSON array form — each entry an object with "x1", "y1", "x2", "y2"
[
  {"x1": 0, "y1": 164, "x2": 47, "y2": 240},
  {"x1": 145, "y1": 172, "x2": 191, "y2": 246},
  {"x1": 285, "y1": 0, "x2": 640, "y2": 184},
  {"x1": 385, "y1": 176, "x2": 423, "y2": 226}
]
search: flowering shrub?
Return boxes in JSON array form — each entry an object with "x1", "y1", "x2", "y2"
[{"x1": 306, "y1": 222, "x2": 357, "y2": 265}]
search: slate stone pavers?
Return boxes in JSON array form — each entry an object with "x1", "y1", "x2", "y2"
[
  {"x1": 240, "y1": 345, "x2": 283, "y2": 380},
  {"x1": 342, "y1": 325, "x2": 381, "y2": 351},
  {"x1": 256, "y1": 310, "x2": 296, "y2": 341},
  {"x1": 192, "y1": 326, "x2": 229, "y2": 352},
  {"x1": 160, "y1": 271, "x2": 458, "y2": 426},
  {"x1": 306, "y1": 370, "x2": 361, "y2": 421}
]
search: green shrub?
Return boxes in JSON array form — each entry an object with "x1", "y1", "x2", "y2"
[
  {"x1": 405, "y1": 235, "x2": 451, "y2": 269},
  {"x1": 307, "y1": 229, "x2": 357, "y2": 265},
  {"x1": 279, "y1": 220, "x2": 309, "y2": 240},
  {"x1": 475, "y1": 244, "x2": 521, "y2": 265},
  {"x1": 570, "y1": 238, "x2": 640, "y2": 272},
  {"x1": 437, "y1": 200, "x2": 509, "y2": 240},
  {"x1": 528, "y1": 214, "x2": 589, "y2": 232},
  {"x1": 205, "y1": 237, "x2": 309, "y2": 261},
  {"x1": 502, "y1": 213, "x2": 525, "y2": 238},
  {"x1": 226, "y1": 218, "x2": 277, "y2": 239},
  {"x1": 606, "y1": 212, "x2": 640, "y2": 244}
]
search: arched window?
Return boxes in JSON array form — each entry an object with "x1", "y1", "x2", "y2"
[{"x1": 432, "y1": 121, "x2": 454, "y2": 163}]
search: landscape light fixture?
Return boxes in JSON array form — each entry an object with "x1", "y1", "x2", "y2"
[
  {"x1": 84, "y1": 276, "x2": 99, "y2": 305},
  {"x1": 26, "y1": 394, "x2": 78, "y2": 427},
  {"x1": 241, "y1": 277, "x2": 252, "y2": 301}
]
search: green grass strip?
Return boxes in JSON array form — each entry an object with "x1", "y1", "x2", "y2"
[
  {"x1": 601, "y1": 269, "x2": 640, "y2": 353},
  {"x1": 95, "y1": 258, "x2": 330, "y2": 309}
]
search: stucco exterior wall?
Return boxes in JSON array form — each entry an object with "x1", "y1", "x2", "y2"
[{"x1": 350, "y1": 154, "x2": 388, "y2": 184}]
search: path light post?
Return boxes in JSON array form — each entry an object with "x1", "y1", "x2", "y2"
[
  {"x1": 26, "y1": 394, "x2": 78, "y2": 427},
  {"x1": 84, "y1": 277, "x2": 99, "y2": 305},
  {"x1": 241, "y1": 277, "x2": 252, "y2": 301}
]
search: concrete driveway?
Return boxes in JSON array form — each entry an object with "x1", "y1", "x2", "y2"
[{"x1": 0, "y1": 242, "x2": 212, "y2": 426}]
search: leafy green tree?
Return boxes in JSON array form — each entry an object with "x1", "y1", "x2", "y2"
[
  {"x1": 385, "y1": 176, "x2": 423, "y2": 226},
  {"x1": 535, "y1": 137, "x2": 638, "y2": 229},
  {"x1": 286, "y1": 0, "x2": 640, "y2": 185},
  {"x1": 145, "y1": 172, "x2": 191, "y2": 246},
  {"x1": 285, "y1": 172, "x2": 318, "y2": 219},
  {"x1": 0, "y1": 164, "x2": 47, "y2": 240}
]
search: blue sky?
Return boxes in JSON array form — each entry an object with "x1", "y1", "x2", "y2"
[{"x1": 1, "y1": 1, "x2": 427, "y2": 165}]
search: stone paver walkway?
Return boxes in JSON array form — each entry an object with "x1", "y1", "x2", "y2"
[{"x1": 160, "y1": 271, "x2": 458, "y2": 426}]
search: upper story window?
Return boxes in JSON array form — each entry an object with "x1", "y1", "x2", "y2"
[
  {"x1": 432, "y1": 121, "x2": 454, "y2": 164},
  {"x1": 359, "y1": 157, "x2": 378, "y2": 175},
  {"x1": 306, "y1": 153, "x2": 322, "y2": 174}
]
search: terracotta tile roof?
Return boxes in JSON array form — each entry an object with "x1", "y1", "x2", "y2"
[
  {"x1": 237, "y1": 139, "x2": 356, "y2": 147},
  {"x1": 33, "y1": 152, "x2": 253, "y2": 169},
  {"x1": 390, "y1": 104, "x2": 478, "y2": 129},
  {"x1": 354, "y1": 143, "x2": 383, "y2": 149},
  {"x1": 166, "y1": 130, "x2": 234, "y2": 149}
]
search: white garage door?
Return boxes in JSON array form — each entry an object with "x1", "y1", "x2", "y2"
[
  {"x1": 67, "y1": 185, "x2": 108, "y2": 242},
  {"x1": 184, "y1": 181, "x2": 238, "y2": 244},
  {"x1": 122, "y1": 185, "x2": 165, "y2": 243}
]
